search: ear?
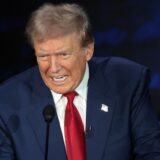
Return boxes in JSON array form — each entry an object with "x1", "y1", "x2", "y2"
[{"x1": 85, "y1": 42, "x2": 94, "y2": 61}]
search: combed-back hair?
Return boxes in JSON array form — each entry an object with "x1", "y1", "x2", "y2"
[{"x1": 26, "y1": 3, "x2": 94, "y2": 47}]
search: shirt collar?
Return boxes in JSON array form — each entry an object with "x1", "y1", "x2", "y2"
[{"x1": 51, "y1": 63, "x2": 89, "y2": 103}]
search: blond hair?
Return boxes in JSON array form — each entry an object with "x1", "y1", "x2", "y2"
[{"x1": 26, "y1": 3, "x2": 94, "y2": 47}]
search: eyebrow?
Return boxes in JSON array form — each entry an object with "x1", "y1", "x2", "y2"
[{"x1": 36, "y1": 49, "x2": 73, "y2": 56}]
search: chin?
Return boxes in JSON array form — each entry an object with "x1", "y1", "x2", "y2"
[{"x1": 50, "y1": 87, "x2": 69, "y2": 94}]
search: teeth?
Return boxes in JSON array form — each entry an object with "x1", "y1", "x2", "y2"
[{"x1": 53, "y1": 76, "x2": 67, "y2": 82}]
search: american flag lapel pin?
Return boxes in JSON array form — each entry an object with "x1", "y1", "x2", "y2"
[{"x1": 101, "y1": 104, "x2": 108, "y2": 112}]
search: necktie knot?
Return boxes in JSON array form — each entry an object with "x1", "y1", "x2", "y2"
[{"x1": 63, "y1": 91, "x2": 78, "y2": 102}]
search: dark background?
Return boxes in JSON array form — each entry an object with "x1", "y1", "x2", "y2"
[{"x1": 0, "y1": 0, "x2": 160, "y2": 113}]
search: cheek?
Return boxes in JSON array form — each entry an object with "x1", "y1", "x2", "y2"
[
  {"x1": 70, "y1": 58, "x2": 86, "y2": 79},
  {"x1": 37, "y1": 61, "x2": 48, "y2": 73}
]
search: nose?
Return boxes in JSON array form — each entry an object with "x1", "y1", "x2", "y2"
[{"x1": 48, "y1": 55, "x2": 61, "y2": 73}]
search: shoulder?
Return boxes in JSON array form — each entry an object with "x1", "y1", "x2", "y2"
[
  {"x1": 0, "y1": 66, "x2": 40, "y2": 105},
  {"x1": 0, "y1": 66, "x2": 39, "y2": 89},
  {"x1": 92, "y1": 56, "x2": 147, "y2": 70},
  {"x1": 91, "y1": 56, "x2": 148, "y2": 77},
  {"x1": 90, "y1": 57, "x2": 150, "y2": 93}
]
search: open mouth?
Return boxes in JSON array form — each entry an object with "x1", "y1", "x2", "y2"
[{"x1": 52, "y1": 75, "x2": 68, "y2": 83}]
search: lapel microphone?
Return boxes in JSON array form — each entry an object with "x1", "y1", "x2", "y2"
[
  {"x1": 43, "y1": 105, "x2": 55, "y2": 160},
  {"x1": 85, "y1": 125, "x2": 93, "y2": 138}
]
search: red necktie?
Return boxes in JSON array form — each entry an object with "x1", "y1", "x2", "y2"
[{"x1": 64, "y1": 91, "x2": 86, "y2": 160}]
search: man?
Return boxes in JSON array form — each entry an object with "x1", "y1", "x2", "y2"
[{"x1": 0, "y1": 3, "x2": 160, "y2": 160}]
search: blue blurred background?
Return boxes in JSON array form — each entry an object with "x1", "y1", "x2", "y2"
[{"x1": 0, "y1": 0, "x2": 160, "y2": 113}]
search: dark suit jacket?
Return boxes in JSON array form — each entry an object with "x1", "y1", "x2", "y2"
[{"x1": 0, "y1": 57, "x2": 160, "y2": 160}]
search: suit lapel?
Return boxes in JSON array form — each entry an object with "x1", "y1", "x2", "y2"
[
  {"x1": 25, "y1": 68, "x2": 67, "y2": 159},
  {"x1": 86, "y1": 59, "x2": 116, "y2": 160}
]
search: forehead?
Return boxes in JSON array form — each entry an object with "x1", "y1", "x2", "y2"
[{"x1": 34, "y1": 32, "x2": 81, "y2": 52}]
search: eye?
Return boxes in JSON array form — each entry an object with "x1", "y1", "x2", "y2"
[
  {"x1": 37, "y1": 55, "x2": 49, "y2": 61},
  {"x1": 58, "y1": 53, "x2": 71, "y2": 59}
]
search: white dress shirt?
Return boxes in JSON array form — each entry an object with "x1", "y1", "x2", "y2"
[{"x1": 50, "y1": 63, "x2": 89, "y2": 144}]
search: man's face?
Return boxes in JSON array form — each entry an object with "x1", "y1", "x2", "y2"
[{"x1": 34, "y1": 32, "x2": 94, "y2": 94}]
